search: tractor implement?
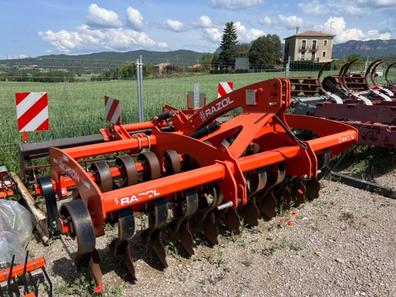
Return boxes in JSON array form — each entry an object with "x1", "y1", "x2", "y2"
[
  {"x1": 293, "y1": 60, "x2": 396, "y2": 148},
  {"x1": 38, "y1": 78, "x2": 357, "y2": 292}
]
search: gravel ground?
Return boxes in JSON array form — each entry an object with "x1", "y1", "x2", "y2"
[{"x1": 27, "y1": 174, "x2": 396, "y2": 297}]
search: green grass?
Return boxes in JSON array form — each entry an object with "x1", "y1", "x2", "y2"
[{"x1": 0, "y1": 69, "x2": 351, "y2": 170}]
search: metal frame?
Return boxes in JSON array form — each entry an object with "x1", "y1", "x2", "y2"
[{"x1": 49, "y1": 78, "x2": 357, "y2": 236}]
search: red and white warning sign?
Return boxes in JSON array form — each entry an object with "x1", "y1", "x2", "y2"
[
  {"x1": 217, "y1": 81, "x2": 234, "y2": 98},
  {"x1": 104, "y1": 96, "x2": 122, "y2": 125},
  {"x1": 15, "y1": 92, "x2": 49, "y2": 132}
]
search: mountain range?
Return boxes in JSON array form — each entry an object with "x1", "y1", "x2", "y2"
[
  {"x1": 333, "y1": 39, "x2": 396, "y2": 58},
  {"x1": 0, "y1": 50, "x2": 207, "y2": 69},
  {"x1": 1, "y1": 39, "x2": 395, "y2": 69}
]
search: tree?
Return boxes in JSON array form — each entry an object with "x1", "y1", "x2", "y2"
[
  {"x1": 217, "y1": 22, "x2": 238, "y2": 68},
  {"x1": 248, "y1": 34, "x2": 282, "y2": 68},
  {"x1": 120, "y1": 62, "x2": 135, "y2": 79},
  {"x1": 235, "y1": 43, "x2": 250, "y2": 57},
  {"x1": 201, "y1": 53, "x2": 214, "y2": 71}
]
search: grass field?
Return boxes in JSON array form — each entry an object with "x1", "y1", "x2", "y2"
[{"x1": 0, "y1": 68, "x2": 390, "y2": 170}]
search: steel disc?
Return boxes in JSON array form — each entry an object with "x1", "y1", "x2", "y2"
[
  {"x1": 138, "y1": 151, "x2": 161, "y2": 180},
  {"x1": 90, "y1": 161, "x2": 113, "y2": 192},
  {"x1": 114, "y1": 155, "x2": 138, "y2": 188},
  {"x1": 60, "y1": 199, "x2": 96, "y2": 256}
]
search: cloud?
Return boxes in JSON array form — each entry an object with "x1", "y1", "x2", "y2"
[
  {"x1": 39, "y1": 25, "x2": 166, "y2": 52},
  {"x1": 6, "y1": 54, "x2": 29, "y2": 59},
  {"x1": 209, "y1": 0, "x2": 263, "y2": 9},
  {"x1": 259, "y1": 16, "x2": 272, "y2": 25},
  {"x1": 199, "y1": 16, "x2": 213, "y2": 28},
  {"x1": 165, "y1": 19, "x2": 184, "y2": 32},
  {"x1": 86, "y1": 3, "x2": 121, "y2": 28},
  {"x1": 248, "y1": 28, "x2": 266, "y2": 40},
  {"x1": 126, "y1": 7, "x2": 144, "y2": 31},
  {"x1": 357, "y1": 0, "x2": 396, "y2": 7},
  {"x1": 298, "y1": 0, "x2": 395, "y2": 15},
  {"x1": 261, "y1": 15, "x2": 304, "y2": 29},
  {"x1": 234, "y1": 21, "x2": 265, "y2": 42},
  {"x1": 205, "y1": 27, "x2": 223, "y2": 42},
  {"x1": 39, "y1": 30, "x2": 82, "y2": 51},
  {"x1": 196, "y1": 16, "x2": 222, "y2": 42},
  {"x1": 298, "y1": 0, "x2": 328, "y2": 14},
  {"x1": 277, "y1": 15, "x2": 304, "y2": 29},
  {"x1": 157, "y1": 41, "x2": 168, "y2": 48},
  {"x1": 322, "y1": 16, "x2": 392, "y2": 43},
  {"x1": 40, "y1": 4, "x2": 165, "y2": 52},
  {"x1": 196, "y1": 17, "x2": 264, "y2": 44}
]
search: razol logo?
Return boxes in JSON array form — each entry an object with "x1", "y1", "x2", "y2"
[
  {"x1": 203, "y1": 97, "x2": 234, "y2": 118},
  {"x1": 117, "y1": 189, "x2": 160, "y2": 206}
]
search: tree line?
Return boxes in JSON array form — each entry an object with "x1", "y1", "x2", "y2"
[{"x1": 211, "y1": 21, "x2": 282, "y2": 72}]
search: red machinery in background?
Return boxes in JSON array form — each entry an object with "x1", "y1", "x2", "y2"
[{"x1": 293, "y1": 59, "x2": 396, "y2": 148}]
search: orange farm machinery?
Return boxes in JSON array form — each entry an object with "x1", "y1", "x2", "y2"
[
  {"x1": 5, "y1": 78, "x2": 356, "y2": 293},
  {"x1": 293, "y1": 60, "x2": 396, "y2": 149}
]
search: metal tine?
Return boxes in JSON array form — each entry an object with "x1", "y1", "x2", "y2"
[
  {"x1": 221, "y1": 207, "x2": 241, "y2": 234},
  {"x1": 238, "y1": 169, "x2": 267, "y2": 227},
  {"x1": 22, "y1": 251, "x2": 30, "y2": 295},
  {"x1": 291, "y1": 180, "x2": 306, "y2": 207},
  {"x1": 7, "y1": 255, "x2": 15, "y2": 297},
  {"x1": 260, "y1": 190, "x2": 278, "y2": 221},
  {"x1": 109, "y1": 208, "x2": 136, "y2": 280},
  {"x1": 202, "y1": 212, "x2": 219, "y2": 246},
  {"x1": 192, "y1": 185, "x2": 221, "y2": 246},
  {"x1": 146, "y1": 200, "x2": 169, "y2": 268},
  {"x1": 282, "y1": 184, "x2": 293, "y2": 210},
  {"x1": 88, "y1": 249, "x2": 103, "y2": 293},
  {"x1": 169, "y1": 190, "x2": 199, "y2": 257},
  {"x1": 148, "y1": 230, "x2": 167, "y2": 268},
  {"x1": 275, "y1": 181, "x2": 293, "y2": 212},
  {"x1": 256, "y1": 165, "x2": 286, "y2": 219},
  {"x1": 27, "y1": 271, "x2": 38, "y2": 296},
  {"x1": 305, "y1": 178, "x2": 321, "y2": 201},
  {"x1": 41, "y1": 266, "x2": 53, "y2": 297}
]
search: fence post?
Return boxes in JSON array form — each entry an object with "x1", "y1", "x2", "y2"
[
  {"x1": 139, "y1": 55, "x2": 145, "y2": 121},
  {"x1": 285, "y1": 56, "x2": 290, "y2": 77},
  {"x1": 364, "y1": 56, "x2": 370, "y2": 73},
  {"x1": 136, "y1": 56, "x2": 145, "y2": 122},
  {"x1": 136, "y1": 58, "x2": 141, "y2": 122},
  {"x1": 193, "y1": 83, "x2": 200, "y2": 109}
]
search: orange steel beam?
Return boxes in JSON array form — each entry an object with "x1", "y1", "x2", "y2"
[
  {"x1": 100, "y1": 126, "x2": 356, "y2": 214},
  {"x1": 65, "y1": 135, "x2": 157, "y2": 159},
  {"x1": 0, "y1": 257, "x2": 46, "y2": 282}
]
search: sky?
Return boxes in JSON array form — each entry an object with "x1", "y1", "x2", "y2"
[{"x1": 1, "y1": 0, "x2": 395, "y2": 58}]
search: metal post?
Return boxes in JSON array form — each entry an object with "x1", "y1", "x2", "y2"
[
  {"x1": 139, "y1": 55, "x2": 145, "y2": 121},
  {"x1": 193, "y1": 83, "x2": 200, "y2": 109},
  {"x1": 136, "y1": 58, "x2": 142, "y2": 122},
  {"x1": 364, "y1": 56, "x2": 370, "y2": 73},
  {"x1": 285, "y1": 56, "x2": 291, "y2": 77}
]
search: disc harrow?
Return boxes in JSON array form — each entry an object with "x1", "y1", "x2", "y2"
[
  {"x1": 293, "y1": 60, "x2": 396, "y2": 148},
  {"x1": 25, "y1": 78, "x2": 355, "y2": 293}
]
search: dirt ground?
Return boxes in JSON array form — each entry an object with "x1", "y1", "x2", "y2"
[{"x1": 27, "y1": 171, "x2": 396, "y2": 297}]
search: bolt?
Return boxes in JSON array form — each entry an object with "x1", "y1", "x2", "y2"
[{"x1": 217, "y1": 201, "x2": 233, "y2": 210}]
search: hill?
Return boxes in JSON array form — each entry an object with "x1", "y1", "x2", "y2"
[
  {"x1": 333, "y1": 39, "x2": 396, "y2": 58},
  {"x1": 0, "y1": 49, "x2": 208, "y2": 69}
]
